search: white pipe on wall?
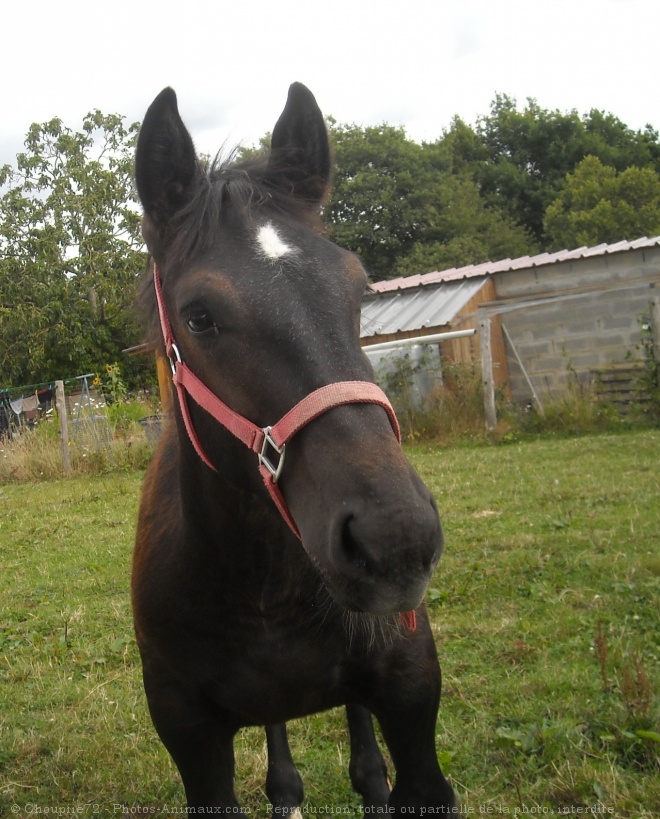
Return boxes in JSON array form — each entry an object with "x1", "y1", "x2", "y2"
[{"x1": 362, "y1": 328, "x2": 476, "y2": 354}]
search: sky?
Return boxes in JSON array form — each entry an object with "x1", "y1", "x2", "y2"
[{"x1": 1, "y1": 0, "x2": 659, "y2": 169}]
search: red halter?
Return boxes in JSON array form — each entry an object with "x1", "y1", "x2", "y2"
[
  {"x1": 153, "y1": 265, "x2": 401, "y2": 540},
  {"x1": 153, "y1": 266, "x2": 416, "y2": 630}
]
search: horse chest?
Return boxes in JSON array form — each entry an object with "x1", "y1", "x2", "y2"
[{"x1": 175, "y1": 607, "x2": 349, "y2": 724}]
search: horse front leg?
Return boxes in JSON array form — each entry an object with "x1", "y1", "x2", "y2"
[
  {"x1": 141, "y1": 658, "x2": 241, "y2": 811},
  {"x1": 346, "y1": 704, "x2": 390, "y2": 808},
  {"x1": 367, "y1": 624, "x2": 456, "y2": 814},
  {"x1": 265, "y1": 723, "x2": 304, "y2": 816}
]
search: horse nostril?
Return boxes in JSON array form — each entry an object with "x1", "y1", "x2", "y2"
[
  {"x1": 326, "y1": 505, "x2": 441, "y2": 613},
  {"x1": 335, "y1": 506, "x2": 441, "y2": 581},
  {"x1": 340, "y1": 516, "x2": 370, "y2": 573}
]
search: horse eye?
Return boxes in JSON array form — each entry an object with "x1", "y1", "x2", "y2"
[{"x1": 186, "y1": 310, "x2": 215, "y2": 334}]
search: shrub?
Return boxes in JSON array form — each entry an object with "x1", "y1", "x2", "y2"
[{"x1": 0, "y1": 416, "x2": 157, "y2": 484}]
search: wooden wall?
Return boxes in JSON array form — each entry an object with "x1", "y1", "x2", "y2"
[
  {"x1": 437, "y1": 278, "x2": 509, "y2": 392},
  {"x1": 360, "y1": 278, "x2": 510, "y2": 395}
]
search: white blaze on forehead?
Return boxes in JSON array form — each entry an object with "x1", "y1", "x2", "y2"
[{"x1": 256, "y1": 222, "x2": 297, "y2": 260}]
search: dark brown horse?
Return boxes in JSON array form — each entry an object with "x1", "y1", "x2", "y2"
[{"x1": 132, "y1": 82, "x2": 455, "y2": 814}]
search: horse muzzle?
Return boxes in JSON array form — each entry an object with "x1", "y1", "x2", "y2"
[{"x1": 307, "y1": 482, "x2": 444, "y2": 615}]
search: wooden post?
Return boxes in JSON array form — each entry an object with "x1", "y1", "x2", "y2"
[
  {"x1": 55, "y1": 380, "x2": 71, "y2": 473},
  {"x1": 479, "y1": 311, "x2": 497, "y2": 431},
  {"x1": 501, "y1": 323, "x2": 544, "y2": 415},
  {"x1": 156, "y1": 353, "x2": 173, "y2": 417}
]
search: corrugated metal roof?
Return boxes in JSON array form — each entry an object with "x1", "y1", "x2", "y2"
[
  {"x1": 361, "y1": 277, "x2": 485, "y2": 338},
  {"x1": 369, "y1": 235, "x2": 660, "y2": 294}
]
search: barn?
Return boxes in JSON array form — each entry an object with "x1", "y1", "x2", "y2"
[
  {"x1": 360, "y1": 236, "x2": 660, "y2": 424},
  {"x1": 133, "y1": 236, "x2": 660, "y2": 428}
]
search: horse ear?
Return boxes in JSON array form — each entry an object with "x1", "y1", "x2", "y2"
[
  {"x1": 268, "y1": 83, "x2": 331, "y2": 205},
  {"x1": 135, "y1": 87, "x2": 198, "y2": 240}
]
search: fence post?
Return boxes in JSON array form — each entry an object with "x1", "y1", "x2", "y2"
[
  {"x1": 55, "y1": 380, "x2": 71, "y2": 473},
  {"x1": 156, "y1": 352, "x2": 173, "y2": 417},
  {"x1": 479, "y1": 311, "x2": 497, "y2": 431}
]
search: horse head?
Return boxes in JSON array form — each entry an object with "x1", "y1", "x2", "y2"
[{"x1": 135, "y1": 83, "x2": 444, "y2": 616}]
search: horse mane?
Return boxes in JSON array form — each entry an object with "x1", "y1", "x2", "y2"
[{"x1": 139, "y1": 147, "x2": 328, "y2": 345}]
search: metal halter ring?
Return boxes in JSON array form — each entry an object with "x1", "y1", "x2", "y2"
[
  {"x1": 167, "y1": 343, "x2": 182, "y2": 376},
  {"x1": 258, "y1": 426, "x2": 286, "y2": 483}
]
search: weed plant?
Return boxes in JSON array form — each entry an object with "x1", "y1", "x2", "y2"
[
  {"x1": 383, "y1": 359, "x2": 491, "y2": 443},
  {"x1": 414, "y1": 363, "x2": 490, "y2": 442},
  {"x1": 503, "y1": 375, "x2": 625, "y2": 438},
  {"x1": 2, "y1": 357, "x2": 654, "y2": 486},
  {"x1": 0, "y1": 414, "x2": 155, "y2": 484},
  {"x1": 632, "y1": 315, "x2": 660, "y2": 424},
  {"x1": 381, "y1": 358, "x2": 632, "y2": 445}
]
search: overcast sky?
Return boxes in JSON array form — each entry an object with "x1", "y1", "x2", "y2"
[{"x1": 2, "y1": 0, "x2": 659, "y2": 169}]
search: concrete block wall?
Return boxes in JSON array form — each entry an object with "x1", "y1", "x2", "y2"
[{"x1": 492, "y1": 247, "x2": 660, "y2": 404}]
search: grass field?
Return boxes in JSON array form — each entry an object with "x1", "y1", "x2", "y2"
[{"x1": 1, "y1": 430, "x2": 659, "y2": 817}]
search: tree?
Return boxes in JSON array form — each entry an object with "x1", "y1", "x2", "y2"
[
  {"x1": 582, "y1": 110, "x2": 660, "y2": 173},
  {"x1": 472, "y1": 95, "x2": 660, "y2": 245},
  {"x1": 391, "y1": 173, "x2": 535, "y2": 277},
  {"x1": 474, "y1": 95, "x2": 592, "y2": 244},
  {"x1": 544, "y1": 155, "x2": 660, "y2": 249},
  {"x1": 325, "y1": 122, "x2": 431, "y2": 278},
  {"x1": 5, "y1": 96, "x2": 656, "y2": 388},
  {"x1": 325, "y1": 121, "x2": 536, "y2": 280},
  {"x1": 0, "y1": 111, "x2": 147, "y2": 385}
]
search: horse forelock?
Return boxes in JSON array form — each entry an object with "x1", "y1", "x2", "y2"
[
  {"x1": 140, "y1": 148, "x2": 326, "y2": 346},
  {"x1": 168, "y1": 150, "x2": 323, "y2": 268}
]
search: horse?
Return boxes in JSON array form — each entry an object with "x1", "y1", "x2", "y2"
[{"x1": 132, "y1": 81, "x2": 456, "y2": 814}]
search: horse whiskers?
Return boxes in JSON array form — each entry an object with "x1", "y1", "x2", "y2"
[
  {"x1": 342, "y1": 609, "x2": 404, "y2": 653},
  {"x1": 307, "y1": 580, "x2": 404, "y2": 652}
]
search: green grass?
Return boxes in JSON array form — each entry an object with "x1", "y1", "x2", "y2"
[{"x1": 1, "y1": 430, "x2": 659, "y2": 816}]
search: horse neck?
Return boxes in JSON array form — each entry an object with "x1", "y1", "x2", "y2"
[{"x1": 175, "y1": 420, "x2": 301, "y2": 561}]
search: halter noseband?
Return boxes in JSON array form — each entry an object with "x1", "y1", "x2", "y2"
[{"x1": 153, "y1": 265, "x2": 401, "y2": 541}]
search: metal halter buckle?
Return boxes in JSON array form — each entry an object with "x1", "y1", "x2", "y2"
[
  {"x1": 258, "y1": 426, "x2": 286, "y2": 483},
  {"x1": 167, "y1": 343, "x2": 182, "y2": 375}
]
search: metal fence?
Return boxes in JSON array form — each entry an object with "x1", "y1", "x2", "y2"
[{"x1": 65, "y1": 374, "x2": 113, "y2": 451}]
